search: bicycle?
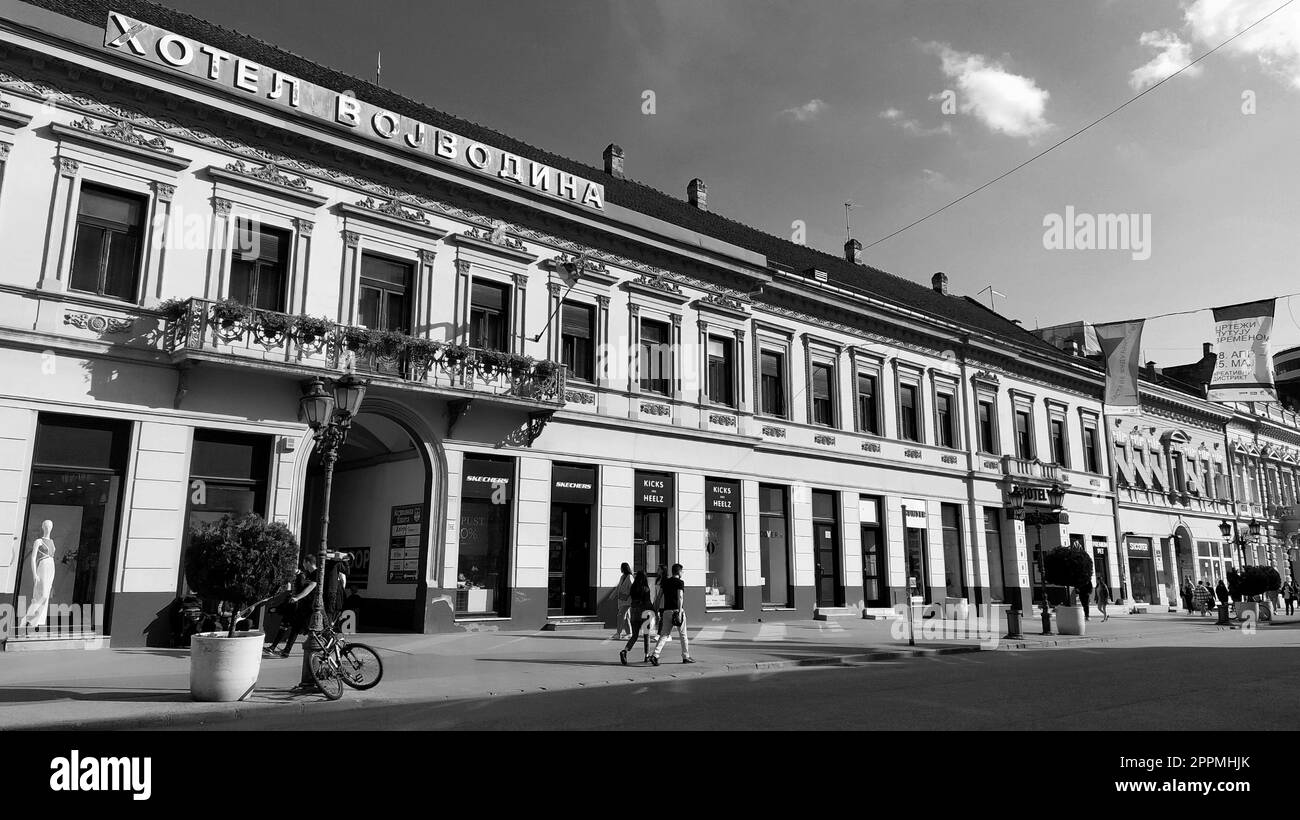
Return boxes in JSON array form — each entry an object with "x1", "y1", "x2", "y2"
[{"x1": 306, "y1": 617, "x2": 384, "y2": 701}]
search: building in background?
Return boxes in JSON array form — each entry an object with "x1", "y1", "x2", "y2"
[{"x1": 1275, "y1": 344, "x2": 1300, "y2": 413}]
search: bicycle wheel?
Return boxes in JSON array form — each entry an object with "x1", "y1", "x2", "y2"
[
  {"x1": 308, "y1": 648, "x2": 344, "y2": 701},
  {"x1": 339, "y1": 643, "x2": 383, "y2": 690}
]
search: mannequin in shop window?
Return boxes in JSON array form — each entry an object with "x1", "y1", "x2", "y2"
[{"x1": 20, "y1": 520, "x2": 56, "y2": 633}]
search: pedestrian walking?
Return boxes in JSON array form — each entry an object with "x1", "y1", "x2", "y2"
[
  {"x1": 1215, "y1": 579, "x2": 1229, "y2": 608},
  {"x1": 1095, "y1": 575, "x2": 1110, "y2": 622},
  {"x1": 650, "y1": 563, "x2": 694, "y2": 665},
  {"x1": 619, "y1": 570, "x2": 656, "y2": 665},
  {"x1": 265, "y1": 555, "x2": 317, "y2": 657},
  {"x1": 613, "y1": 562, "x2": 633, "y2": 639},
  {"x1": 1078, "y1": 576, "x2": 1093, "y2": 622},
  {"x1": 1193, "y1": 580, "x2": 1213, "y2": 616},
  {"x1": 1181, "y1": 577, "x2": 1194, "y2": 615},
  {"x1": 1283, "y1": 579, "x2": 1297, "y2": 616}
]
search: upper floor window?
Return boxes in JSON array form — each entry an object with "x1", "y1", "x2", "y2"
[
  {"x1": 935, "y1": 391, "x2": 956, "y2": 448},
  {"x1": 561, "y1": 303, "x2": 595, "y2": 382},
  {"x1": 811, "y1": 361, "x2": 836, "y2": 426},
  {"x1": 1014, "y1": 408, "x2": 1034, "y2": 459},
  {"x1": 69, "y1": 183, "x2": 147, "y2": 301},
  {"x1": 760, "y1": 349, "x2": 787, "y2": 418},
  {"x1": 977, "y1": 399, "x2": 998, "y2": 454},
  {"x1": 899, "y1": 382, "x2": 920, "y2": 442},
  {"x1": 706, "y1": 336, "x2": 735, "y2": 407},
  {"x1": 639, "y1": 318, "x2": 671, "y2": 395},
  {"x1": 1082, "y1": 420, "x2": 1100, "y2": 473},
  {"x1": 1049, "y1": 417, "x2": 1068, "y2": 466},
  {"x1": 359, "y1": 253, "x2": 413, "y2": 333},
  {"x1": 470, "y1": 281, "x2": 510, "y2": 351},
  {"x1": 230, "y1": 219, "x2": 290, "y2": 312},
  {"x1": 857, "y1": 372, "x2": 880, "y2": 435}
]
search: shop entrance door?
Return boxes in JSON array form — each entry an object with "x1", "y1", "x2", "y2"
[
  {"x1": 634, "y1": 508, "x2": 669, "y2": 579},
  {"x1": 1128, "y1": 556, "x2": 1154, "y2": 603},
  {"x1": 548, "y1": 504, "x2": 592, "y2": 615},
  {"x1": 814, "y1": 522, "x2": 841, "y2": 607},
  {"x1": 861, "y1": 524, "x2": 888, "y2": 608}
]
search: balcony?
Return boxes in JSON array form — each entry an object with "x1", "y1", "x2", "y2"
[
  {"x1": 162, "y1": 298, "x2": 566, "y2": 407},
  {"x1": 1001, "y1": 455, "x2": 1060, "y2": 483}
]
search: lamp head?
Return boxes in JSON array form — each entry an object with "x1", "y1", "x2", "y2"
[{"x1": 298, "y1": 378, "x2": 334, "y2": 431}]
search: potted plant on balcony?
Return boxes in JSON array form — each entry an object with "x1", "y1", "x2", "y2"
[
  {"x1": 533, "y1": 359, "x2": 561, "y2": 381},
  {"x1": 476, "y1": 348, "x2": 511, "y2": 378},
  {"x1": 184, "y1": 512, "x2": 298, "y2": 702},
  {"x1": 342, "y1": 325, "x2": 370, "y2": 353},
  {"x1": 506, "y1": 353, "x2": 536, "y2": 379},
  {"x1": 292, "y1": 314, "x2": 332, "y2": 349},
  {"x1": 210, "y1": 298, "x2": 251, "y2": 333},
  {"x1": 405, "y1": 337, "x2": 442, "y2": 378},
  {"x1": 255, "y1": 311, "x2": 292, "y2": 345},
  {"x1": 156, "y1": 297, "x2": 190, "y2": 324},
  {"x1": 366, "y1": 329, "x2": 408, "y2": 361},
  {"x1": 1043, "y1": 544, "x2": 1094, "y2": 635},
  {"x1": 1235, "y1": 565, "x2": 1282, "y2": 622}
]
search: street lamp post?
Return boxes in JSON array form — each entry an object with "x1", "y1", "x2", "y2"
[{"x1": 298, "y1": 374, "x2": 367, "y2": 684}]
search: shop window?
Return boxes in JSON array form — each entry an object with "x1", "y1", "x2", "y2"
[
  {"x1": 359, "y1": 253, "x2": 413, "y2": 334},
  {"x1": 634, "y1": 471, "x2": 673, "y2": 579},
  {"x1": 69, "y1": 182, "x2": 147, "y2": 301},
  {"x1": 704, "y1": 479, "x2": 740, "y2": 609},
  {"x1": 469, "y1": 281, "x2": 510, "y2": 351},
  {"x1": 229, "y1": 218, "x2": 290, "y2": 313},
  {"x1": 857, "y1": 372, "x2": 880, "y2": 435},
  {"x1": 759, "y1": 484, "x2": 790, "y2": 607},
  {"x1": 639, "y1": 319, "x2": 672, "y2": 395},
  {"x1": 16, "y1": 414, "x2": 132, "y2": 636},
  {"x1": 706, "y1": 337, "x2": 735, "y2": 407},
  {"x1": 183, "y1": 430, "x2": 272, "y2": 594},
  {"x1": 811, "y1": 361, "x2": 836, "y2": 427},
  {"x1": 457, "y1": 456, "x2": 515, "y2": 617},
  {"x1": 760, "y1": 349, "x2": 787, "y2": 418},
  {"x1": 983, "y1": 508, "x2": 1007, "y2": 604},
  {"x1": 561, "y1": 303, "x2": 595, "y2": 382},
  {"x1": 941, "y1": 503, "x2": 967, "y2": 599}
]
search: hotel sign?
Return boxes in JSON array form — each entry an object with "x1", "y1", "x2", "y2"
[{"x1": 103, "y1": 12, "x2": 606, "y2": 211}]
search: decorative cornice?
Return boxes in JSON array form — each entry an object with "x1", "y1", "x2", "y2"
[
  {"x1": 640, "y1": 402, "x2": 671, "y2": 416},
  {"x1": 342, "y1": 231, "x2": 361, "y2": 248},
  {"x1": 761, "y1": 425, "x2": 787, "y2": 438},
  {"x1": 293, "y1": 218, "x2": 314, "y2": 237},
  {"x1": 633, "y1": 272, "x2": 683, "y2": 295},
  {"x1": 70, "y1": 115, "x2": 173, "y2": 153},
  {"x1": 463, "y1": 223, "x2": 527, "y2": 251},
  {"x1": 814, "y1": 434, "x2": 837, "y2": 446},
  {"x1": 211, "y1": 197, "x2": 232, "y2": 216},
  {"x1": 57, "y1": 157, "x2": 79, "y2": 176},
  {"x1": 354, "y1": 196, "x2": 430, "y2": 224},
  {"x1": 708, "y1": 413, "x2": 737, "y2": 427},
  {"x1": 224, "y1": 159, "x2": 313, "y2": 191},
  {"x1": 64, "y1": 311, "x2": 134, "y2": 334},
  {"x1": 152, "y1": 181, "x2": 175, "y2": 202},
  {"x1": 564, "y1": 389, "x2": 596, "y2": 405}
]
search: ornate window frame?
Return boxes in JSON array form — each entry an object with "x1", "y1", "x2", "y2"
[
  {"x1": 803, "y1": 333, "x2": 842, "y2": 429},
  {"x1": 1045, "y1": 398, "x2": 1071, "y2": 468},
  {"x1": 972, "y1": 371, "x2": 1002, "y2": 456},
  {"x1": 447, "y1": 226, "x2": 537, "y2": 351},
  {"x1": 339, "y1": 200, "x2": 448, "y2": 336},
  {"x1": 754, "y1": 321, "x2": 794, "y2": 422},
  {"x1": 851, "y1": 347, "x2": 886, "y2": 437},
  {"x1": 1009, "y1": 389, "x2": 1038, "y2": 461},
  {"x1": 930, "y1": 370, "x2": 961, "y2": 450},
  {"x1": 893, "y1": 359, "x2": 926, "y2": 444}
]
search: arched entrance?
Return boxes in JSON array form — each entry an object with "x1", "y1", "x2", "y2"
[
  {"x1": 1172, "y1": 525, "x2": 1194, "y2": 594},
  {"x1": 302, "y1": 408, "x2": 435, "y2": 632}
]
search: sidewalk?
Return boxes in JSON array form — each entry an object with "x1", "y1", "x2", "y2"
[{"x1": 1, "y1": 609, "x2": 1294, "y2": 730}]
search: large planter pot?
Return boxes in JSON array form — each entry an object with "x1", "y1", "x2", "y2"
[
  {"x1": 1056, "y1": 604, "x2": 1087, "y2": 636},
  {"x1": 190, "y1": 630, "x2": 265, "y2": 702}
]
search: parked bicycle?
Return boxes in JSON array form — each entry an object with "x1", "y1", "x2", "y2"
[{"x1": 307, "y1": 616, "x2": 384, "y2": 700}]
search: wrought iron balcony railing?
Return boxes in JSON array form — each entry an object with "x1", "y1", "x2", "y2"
[{"x1": 162, "y1": 297, "x2": 566, "y2": 404}]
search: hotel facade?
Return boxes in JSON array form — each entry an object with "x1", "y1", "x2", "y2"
[{"x1": 0, "y1": 1, "x2": 1289, "y2": 650}]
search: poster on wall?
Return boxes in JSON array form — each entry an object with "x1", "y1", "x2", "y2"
[
  {"x1": 1208, "y1": 298, "x2": 1278, "y2": 403},
  {"x1": 387, "y1": 505, "x2": 422, "y2": 584}
]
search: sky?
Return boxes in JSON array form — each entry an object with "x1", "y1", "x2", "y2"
[{"x1": 151, "y1": 0, "x2": 1300, "y2": 366}]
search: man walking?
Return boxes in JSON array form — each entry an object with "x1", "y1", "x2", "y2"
[{"x1": 650, "y1": 563, "x2": 694, "y2": 666}]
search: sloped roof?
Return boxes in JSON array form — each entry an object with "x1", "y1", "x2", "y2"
[{"x1": 24, "y1": 0, "x2": 1063, "y2": 356}]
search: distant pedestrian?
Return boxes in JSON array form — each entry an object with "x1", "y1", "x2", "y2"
[
  {"x1": 1078, "y1": 576, "x2": 1093, "y2": 622},
  {"x1": 1215, "y1": 580, "x2": 1229, "y2": 609},
  {"x1": 1283, "y1": 580, "x2": 1297, "y2": 616},
  {"x1": 1181, "y1": 578, "x2": 1194, "y2": 614},
  {"x1": 1193, "y1": 580, "x2": 1213, "y2": 616},
  {"x1": 614, "y1": 562, "x2": 633, "y2": 640},
  {"x1": 1095, "y1": 575, "x2": 1110, "y2": 622},
  {"x1": 619, "y1": 570, "x2": 656, "y2": 665},
  {"x1": 650, "y1": 563, "x2": 694, "y2": 666}
]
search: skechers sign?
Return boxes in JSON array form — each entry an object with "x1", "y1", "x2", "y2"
[{"x1": 103, "y1": 12, "x2": 606, "y2": 211}]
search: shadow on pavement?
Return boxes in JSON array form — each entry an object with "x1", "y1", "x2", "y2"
[{"x1": 0, "y1": 687, "x2": 192, "y2": 704}]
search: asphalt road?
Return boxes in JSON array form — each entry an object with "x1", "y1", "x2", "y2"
[{"x1": 175, "y1": 644, "x2": 1300, "y2": 731}]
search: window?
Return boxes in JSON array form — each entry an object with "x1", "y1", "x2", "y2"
[
  {"x1": 760, "y1": 349, "x2": 786, "y2": 417},
  {"x1": 936, "y1": 392, "x2": 956, "y2": 448},
  {"x1": 706, "y1": 336, "x2": 734, "y2": 406},
  {"x1": 977, "y1": 399, "x2": 997, "y2": 454},
  {"x1": 561, "y1": 303, "x2": 594, "y2": 381},
  {"x1": 984, "y1": 508, "x2": 1007, "y2": 604},
  {"x1": 229, "y1": 219, "x2": 290, "y2": 312},
  {"x1": 469, "y1": 281, "x2": 510, "y2": 351},
  {"x1": 941, "y1": 504, "x2": 966, "y2": 598},
  {"x1": 1082, "y1": 420, "x2": 1100, "y2": 473},
  {"x1": 1014, "y1": 408, "x2": 1034, "y2": 459},
  {"x1": 759, "y1": 484, "x2": 790, "y2": 606},
  {"x1": 1049, "y1": 417, "x2": 1068, "y2": 465},
  {"x1": 639, "y1": 319, "x2": 671, "y2": 395},
  {"x1": 359, "y1": 254, "x2": 413, "y2": 333},
  {"x1": 857, "y1": 373, "x2": 880, "y2": 434},
  {"x1": 69, "y1": 183, "x2": 147, "y2": 301},
  {"x1": 811, "y1": 361, "x2": 835, "y2": 426},
  {"x1": 899, "y1": 383, "x2": 920, "y2": 442},
  {"x1": 184, "y1": 430, "x2": 272, "y2": 594}
]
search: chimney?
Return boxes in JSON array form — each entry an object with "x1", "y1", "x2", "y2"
[
  {"x1": 844, "y1": 238, "x2": 862, "y2": 264},
  {"x1": 1203, "y1": 342, "x2": 1214, "y2": 360},
  {"x1": 931, "y1": 271, "x2": 949, "y2": 295},
  {"x1": 1067, "y1": 340, "x2": 1081, "y2": 357},
  {"x1": 687, "y1": 178, "x2": 707, "y2": 211},
  {"x1": 1145, "y1": 360, "x2": 1160, "y2": 378},
  {"x1": 603, "y1": 144, "x2": 624, "y2": 179}
]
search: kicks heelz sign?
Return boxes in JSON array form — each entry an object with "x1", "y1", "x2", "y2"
[{"x1": 102, "y1": 12, "x2": 606, "y2": 212}]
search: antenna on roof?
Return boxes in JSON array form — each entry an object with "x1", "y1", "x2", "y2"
[
  {"x1": 977, "y1": 284, "x2": 1006, "y2": 311},
  {"x1": 844, "y1": 201, "x2": 857, "y2": 242},
  {"x1": 376, "y1": 51, "x2": 382, "y2": 87}
]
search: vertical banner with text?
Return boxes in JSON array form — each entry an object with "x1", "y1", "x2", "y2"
[
  {"x1": 1094, "y1": 320, "x2": 1145, "y2": 416},
  {"x1": 1209, "y1": 299, "x2": 1278, "y2": 403}
]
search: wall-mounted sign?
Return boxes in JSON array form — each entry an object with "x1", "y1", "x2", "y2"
[
  {"x1": 706, "y1": 479, "x2": 738, "y2": 512},
  {"x1": 552, "y1": 465, "x2": 596, "y2": 505},
  {"x1": 901, "y1": 498, "x2": 928, "y2": 527},
  {"x1": 387, "y1": 505, "x2": 422, "y2": 584},
  {"x1": 1127, "y1": 539, "x2": 1152, "y2": 556},
  {"x1": 636, "y1": 472, "x2": 674, "y2": 508},
  {"x1": 462, "y1": 457, "x2": 514, "y2": 500},
  {"x1": 859, "y1": 496, "x2": 879, "y2": 525},
  {"x1": 103, "y1": 12, "x2": 606, "y2": 212}
]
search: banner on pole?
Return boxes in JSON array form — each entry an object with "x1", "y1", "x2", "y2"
[
  {"x1": 1209, "y1": 299, "x2": 1278, "y2": 403},
  {"x1": 1094, "y1": 320, "x2": 1145, "y2": 415}
]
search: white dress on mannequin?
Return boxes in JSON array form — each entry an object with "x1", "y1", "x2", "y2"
[{"x1": 20, "y1": 520, "x2": 56, "y2": 631}]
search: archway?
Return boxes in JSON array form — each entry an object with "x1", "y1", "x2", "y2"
[
  {"x1": 301, "y1": 408, "x2": 435, "y2": 632},
  {"x1": 1172, "y1": 524, "x2": 1194, "y2": 602}
]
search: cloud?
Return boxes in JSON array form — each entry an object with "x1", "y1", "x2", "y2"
[
  {"x1": 1183, "y1": 0, "x2": 1300, "y2": 88},
  {"x1": 923, "y1": 42, "x2": 1053, "y2": 139},
  {"x1": 1130, "y1": 30, "x2": 1202, "y2": 89},
  {"x1": 878, "y1": 107, "x2": 953, "y2": 136},
  {"x1": 921, "y1": 168, "x2": 949, "y2": 187},
  {"x1": 779, "y1": 99, "x2": 827, "y2": 121}
]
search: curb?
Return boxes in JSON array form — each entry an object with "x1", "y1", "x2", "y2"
[{"x1": 8, "y1": 644, "x2": 990, "y2": 731}]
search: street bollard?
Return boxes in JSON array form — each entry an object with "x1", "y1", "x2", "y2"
[
  {"x1": 1216, "y1": 603, "x2": 1230, "y2": 626},
  {"x1": 1004, "y1": 607, "x2": 1023, "y2": 640}
]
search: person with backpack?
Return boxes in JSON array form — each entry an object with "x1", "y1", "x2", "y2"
[
  {"x1": 649, "y1": 563, "x2": 694, "y2": 666},
  {"x1": 613, "y1": 562, "x2": 634, "y2": 640},
  {"x1": 619, "y1": 570, "x2": 656, "y2": 665}
]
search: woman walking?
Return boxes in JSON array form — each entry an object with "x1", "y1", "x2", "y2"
[
  {"x1": 1095, "y1": 575, "x2": 1110, "y2": 623},
  {"x1": 1193, "y1": 580, "x2": 1213, "y2": 617},
  {"x1": 1181, "y1": 577, "x2": 1194, "y2": 615},
  {"x1": 1283, "y1": 579, "x2": 1297, "y2": 616},
  {"x1": 619, "y1": 570, "x2": 657, "y2": 665},
  {"x1": 613, "y1": 562, "x2": 634, "y2": 639}
]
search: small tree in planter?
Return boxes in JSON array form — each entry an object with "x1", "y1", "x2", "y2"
[
  {"x1": 184, "y1": 513, "x2": 298, "y2": 701},
  {"x1": 1237, "y1": 565, "x2": 1282, "y2": 621},
  {"x1": 1043, "y1": 544, "x2": 1094, "y2": 634}
]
